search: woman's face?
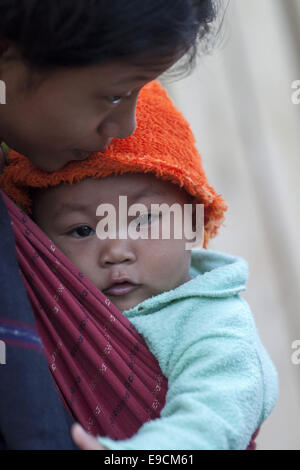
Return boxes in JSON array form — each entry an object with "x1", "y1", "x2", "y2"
[{"x1": 0, "y1": 55, "x2": 176, "y2": 171}]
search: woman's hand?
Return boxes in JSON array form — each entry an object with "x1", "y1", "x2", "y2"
[{"x1": 71, "y1": 423, "x2": 108, "y2": 450}]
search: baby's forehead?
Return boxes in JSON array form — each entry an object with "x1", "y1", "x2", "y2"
[
  {"x1": 40, "y1": 172, "x2": 190, "y2": 215},
  {"x1": 69, "y1": 173, "x2": 187, "y2": 200}
]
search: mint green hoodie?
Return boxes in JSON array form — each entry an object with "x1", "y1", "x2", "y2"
[{"x1": 99, "y1": 250, "x2": 278, "y2": 450}]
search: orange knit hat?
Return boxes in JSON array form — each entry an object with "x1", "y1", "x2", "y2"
[{"x1": 0, "y1": 81, "x2": 227, "y2": 247}]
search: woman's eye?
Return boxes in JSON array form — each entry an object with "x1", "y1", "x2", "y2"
[
  {"x1": 107, "y1": 95, "x2": 122, "y2": 105},
  {"x1": 107, "y1": 91, "x2": 132, "y2": 106},
  {"x1": 68, "y1": 225, "x2": 95, "y2": 238}
]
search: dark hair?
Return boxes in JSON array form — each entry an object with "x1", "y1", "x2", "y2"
[{"x1": 0, "y1": 0, "x2": 220, "y2": 74}]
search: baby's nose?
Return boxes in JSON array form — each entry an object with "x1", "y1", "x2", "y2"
[{"x1": 98, "y1": 239, "x2": 136, "y2": 267}]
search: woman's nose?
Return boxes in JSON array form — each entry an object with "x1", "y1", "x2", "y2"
[
  {"x1": 98, "y1": 97, "x2": 137, "y2": 140},
  {"x1": 98, "y1": 239, "x2": 136, "y2": 268}
]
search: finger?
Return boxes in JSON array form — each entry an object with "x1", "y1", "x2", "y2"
[{"x1": 71, "y1": 423, "x2": 106, "y2": 450}]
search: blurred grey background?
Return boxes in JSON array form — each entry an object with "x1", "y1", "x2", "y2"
[{"x1": 162, "y1": 0, "x2": 300, "y2": 450}]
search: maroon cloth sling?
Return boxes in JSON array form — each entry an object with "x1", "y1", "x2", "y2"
[
  {"x1": 2, "y1": 190, "x2": 167, "y2": 440},
  {"x1": 1, "y1": 190, "x2": 258, "y2": 449}
]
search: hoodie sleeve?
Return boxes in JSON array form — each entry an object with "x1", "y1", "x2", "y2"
[{"x1": 98, "y1": 296, "x2": 278, "y2": 450}]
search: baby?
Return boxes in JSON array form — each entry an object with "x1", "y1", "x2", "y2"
[{"x1": 0, "y1": 81, "x2": 278, "y2": 450}]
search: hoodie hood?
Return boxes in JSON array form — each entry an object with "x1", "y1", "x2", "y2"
[
  {"x1": 188, "y1": 249, "x2": 248, "y2": 298},
  {"x1": 124, "y1": 249, "x2": 249, "y2": 316}
]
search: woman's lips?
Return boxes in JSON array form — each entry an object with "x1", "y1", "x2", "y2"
[{"x1": 104, "y1": 282, "x2": 138, "y2": 296}]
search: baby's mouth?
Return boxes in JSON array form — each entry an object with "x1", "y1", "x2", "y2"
[{"x1": 103, "y1": 282, "x2": 139, "y2": 297}]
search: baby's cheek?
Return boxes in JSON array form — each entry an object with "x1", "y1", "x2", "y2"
[
  {"x1": 160, "y1": 241, "x2": 191, "y2": 288},
  {"x1": 141, "y1": 243, "x2": 178, "y2": 291},
  {"x1": 74, "y1": 251, "x2": 93, "y2": 275},
  {"x1": 55, "y1": 240, "x2": 83, "y2": 268}
]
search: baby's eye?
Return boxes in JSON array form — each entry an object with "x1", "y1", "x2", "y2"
[
  {"x1": 68, "y1": 225, "x2": 95, "y2": 239},
  {"x1": 134, "y1": 213, "x2": 158, "y2": 228}
]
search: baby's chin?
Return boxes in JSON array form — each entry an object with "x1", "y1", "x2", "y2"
[{"x1": 107, "y1": 297, "x2": 141, "y2": 313}]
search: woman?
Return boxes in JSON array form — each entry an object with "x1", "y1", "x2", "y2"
[{"x1": 0, "y1": 0, "x2": 218, "y2": 449}]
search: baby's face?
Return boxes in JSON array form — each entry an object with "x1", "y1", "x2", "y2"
[{"x1": 32, "y1": 173, "x2": 194, "y2": 312}]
